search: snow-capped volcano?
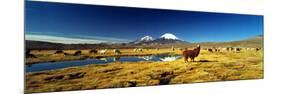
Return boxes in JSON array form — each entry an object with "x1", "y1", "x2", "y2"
[
  {"x1": 130, "y1": 33, "x2": 188, "y2": 45},
  {"x1": 131, "y1": 35, "x2": 153, "y2": 44},
  {"x1": 160, "y1": 33, "x2": 180, "y2": 40},
  {"x1": 140, "y1": 35, "x2": 153, "y2": 41}
]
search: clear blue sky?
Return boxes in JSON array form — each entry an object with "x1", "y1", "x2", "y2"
[{"x1": 25, "y1": 1, "x2": 263, "y2": 44}]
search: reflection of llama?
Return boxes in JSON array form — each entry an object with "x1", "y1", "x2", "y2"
[
  {"x1": 99, "y1": 49, "x2": 107, "y2": 54},
  {"x1": 182, "y1": 45, "x2": 200, "y2": 62}
]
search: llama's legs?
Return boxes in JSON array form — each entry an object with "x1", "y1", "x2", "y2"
[{"x1": 184, "y1": 57, "x2": 188, "y2": 63}]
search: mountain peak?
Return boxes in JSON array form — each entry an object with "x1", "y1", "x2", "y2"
[
  {"x1": 131, "y1": 35, "x2": 153, "y2": 44},
  {"x1": 140, "y1": 35, "x2": 153, "y2": 41},
  {"x1": 160, "y1": 33, "x2": 179, "y2": 40}
]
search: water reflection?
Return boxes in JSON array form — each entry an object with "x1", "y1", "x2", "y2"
[
  {"x1": 159, "y1": 56, "x2": 181, "y2": 61},
  {"x1": 26, "y1": 54, "x2": 182, "y2": 72},
  {"x1": 138, "y1": 56, "x2": 154, "y2": 61},
  {"x1": 113, "y1": 57, "x2": 120, "y2": 61}
]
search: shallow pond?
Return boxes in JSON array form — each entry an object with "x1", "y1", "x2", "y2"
[{"x1": 26, "y1": 54, "x2": 181, "y2": 72}]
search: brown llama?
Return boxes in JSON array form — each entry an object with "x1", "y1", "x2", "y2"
[{"x1": 182, "y1": 45, "x2": 201, "y2": 62}]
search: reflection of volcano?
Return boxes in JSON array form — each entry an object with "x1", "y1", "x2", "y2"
[
  {"x1": 159, "y1": 56, "x2": 181, "y2": 61},
  {"x1": 98, "y1": 57, "x2": 108, "y2": 62},
  {"x1": 97, "y1": 57, "x2": 121, "y2": 62},
  {"x1": 138, "y1": 56, "x2": 154, "y2": 61}
]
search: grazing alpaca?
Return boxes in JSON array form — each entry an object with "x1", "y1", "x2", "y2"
[
  {"x1": 235, "y1": 48, "x2": 241, "y2": 52},
  {"x1": 25, "y1": 49, "x2": 37, "y2": 58},
  {"x1": 171, "y1": 46, "x2": 175, "y2": 51},
  {"x1": 54, "y1": 50, "x2": 64, "y2": 54},
  {"x1": 99, "y1": 49, "x2": 107, "y2": 54},
  {"x1": 89, "y1": 49, "x2": 98, "y2": 54},
  {"x1": 113, "y1": 49, "x2": 122, "y2": 54},
  {"x1": 182, "y1": 45, "x2": 201, "y2": 62},
  {"x1": 208, "y1": 48, "x2": 213, "y2": 53},
  {"x1": 256, "y1": 48, "x2": 261, "y2": 51},
  {"x1": 134, "y1": 48, "x2": 143, "y2": 52},
  {"x1": 73, "y1": 50, "x2": 82, "y2": 56}
]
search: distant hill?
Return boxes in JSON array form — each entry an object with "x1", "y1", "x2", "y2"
[
  {"x1": 191, "y1": 35, "x2": 263, "y2": 48},
  {"x1": 25, "y1": 40, "x2": 117, "y2": 50}
]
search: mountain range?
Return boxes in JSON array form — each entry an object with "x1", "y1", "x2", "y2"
[
  {"x1": 130, "y1": 33, "x2": 188, "y2": 45},
  {"x1": 25, "y1": 33, "x2": 263, "y2": 50}
]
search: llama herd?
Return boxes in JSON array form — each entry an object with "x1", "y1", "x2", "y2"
[
  {"x1": 180, "y1": 46, "x2": 262, "y2": 62},
  {"x1": 204, "y1": 47, "x2": 261, "y2": 53}
]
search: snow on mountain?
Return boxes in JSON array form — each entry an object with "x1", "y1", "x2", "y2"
[
  {"x1": 160, "y1": 33, "x2": 179, "y2": 40},
  {"x1": 140, "y1": 35, "x2": 153, "y2": 41},
  {"x1": 130, "y1": 33, "x2": 187, "y2": 45},
  {"x1": 132, "y1": 35, "x2": 153, "y2": 44}
]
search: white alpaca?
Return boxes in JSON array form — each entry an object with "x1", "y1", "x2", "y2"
[{"x1": 99, "y1": 49, "x2": 107, "y2": 54}]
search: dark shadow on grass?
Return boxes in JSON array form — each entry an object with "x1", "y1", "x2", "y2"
[
  {"x1": 185, "y1": 60, "x2": 218, "y2": 63},
  {"x1": 198, "y1": 60, "x2": 218, "y2": 62}
]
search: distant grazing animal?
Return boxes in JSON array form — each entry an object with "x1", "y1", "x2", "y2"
[
  {"x1": 54, "y1": 50, "x2": 64, "y2": 54},
  {"x1": 138, "y1": 48, "x2": 143, "y2": 52},
  {"x1": 113, "y1": 49, "x2": 122, "y2": 54},
  {"x1": 182, "y1": 45, "x2": 201, "y2": 62},
  {"x1": 214, "y1": 48, "x2": 220, "y2": 52},
  {"x1": 226, "y1": 48, "x2": 230, "y2": 51},
  {"x1": 99, "y1": 49, "x2": 107, "y2": 54},
  {"x1": 208, "y1": 48, "x2": 213, "y2": 53},
  {"x1": 231, "y1": 48, "x2": 235, "y2": 51},
  {"x1": 171, "y1": 46, "x2": 175, "y2": 51},
  {"x1": 25, "y1": 49, "x2": 36, "y2": 58},
  {"x1": 133, "y1": 48, "x2": 137, "y2": 52},
  {"x1": 73, "y1": 50, "x2": 82, "y2": 56},
  {"x1": 134, "y1": 48, "x2": 143, "y2": 52},
  {"x1": 256, "y1": 48, "x2": 261, "y2": 51},
  {"x1": 25, "y1": 49, "x2": 31, "y2": 56},
  {"x1": 235, "y1": 48, "x2": 241, "y2": 52},
  {"x1": 89, "y1": 49, "x2": 98, "y2": 54}
]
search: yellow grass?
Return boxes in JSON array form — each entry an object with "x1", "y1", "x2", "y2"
[{"x1": 25, "y1": 49, "x2": 263, "y2": 93}]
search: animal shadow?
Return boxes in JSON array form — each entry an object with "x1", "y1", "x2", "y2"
[{"x1": 197, "y1": 60, "x2": 218, "y2": 62}]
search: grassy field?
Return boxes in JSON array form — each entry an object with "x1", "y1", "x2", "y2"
[{"x1": 25, "y1": 49, "x2": 263, "y2": 93}]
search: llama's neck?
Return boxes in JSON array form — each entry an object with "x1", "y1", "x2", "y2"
[{"x1": 196, "y1": 47, "x2": 200, "y2": 52}]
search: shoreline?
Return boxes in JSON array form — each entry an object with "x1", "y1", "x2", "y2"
[{"x1": 26, "y1": 49, "x2": 179, "y2": 65}]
